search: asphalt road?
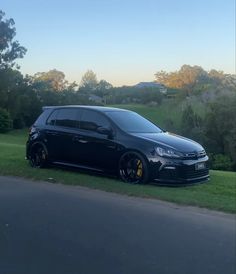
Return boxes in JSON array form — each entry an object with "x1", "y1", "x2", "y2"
[{"x1": 0, "y1": 176, "x2": 235, "y2": 274}]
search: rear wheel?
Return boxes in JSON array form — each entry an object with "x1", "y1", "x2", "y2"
[
  {"x1": 119, "y1": 151, "x2": 149, "y2": 184},
  {"x1": 29, "y1": 144, "x2": 48, "y2": 168}
]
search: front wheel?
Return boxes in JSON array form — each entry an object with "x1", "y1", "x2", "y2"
[
  {"x1": 29, "y1": 144, "x2": 48, "y2": 168},
  {"x1": 119, "y1": 151, "x2": 150, "y2": 184}
]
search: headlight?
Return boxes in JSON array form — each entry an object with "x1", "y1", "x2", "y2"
[{"x1": 156, "y1": 147, "x2": 183, "y2": 158}]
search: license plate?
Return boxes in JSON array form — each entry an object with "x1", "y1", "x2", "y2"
[{"x1": 195, "y1": 162, "x2": 205, "y2": 170}]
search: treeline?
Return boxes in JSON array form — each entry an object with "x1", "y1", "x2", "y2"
[
  {"x1": 2, "y1": 64, "x2": 233, "y2": 130},
  {"x1": 0, "y1": 67, "x2": 166, "y2": 129}
]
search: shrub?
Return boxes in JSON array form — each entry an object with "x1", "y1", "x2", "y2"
[
  {"x1": 13, "y1": 117, "x2": 25, "y2": 129},
  {"x1": 180, "y1": 105, "x2": 203, "y2": 142},
  {"x1": 0, "y1": 108, "x2": 12, "y2": 133},
  {"x1": 211, "y1": 154, "x2": 233, "y2": 171}
]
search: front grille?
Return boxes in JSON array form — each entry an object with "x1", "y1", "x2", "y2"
[
  {"x1": 183, "y1": 150, "x2": 206, "y2": 160},
  {"x1": 181, "y1": 164, "x2": 209, "y2": 180},
  {"x1": 159, "y1": 169, "x2": 178, "y2": 180}
]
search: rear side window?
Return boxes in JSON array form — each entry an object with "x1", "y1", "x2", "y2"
[
  {"x1": 47, "y1": 110, "x2": 59, "y2": 125},
  {"x1": 34, "y1": 109, "x2": 51, "y2": 126},
  {"x1": 55, "y1": 108, "x2": 79, "y2": 128},
  {"x1": 80, "y1": 110, "x2": 110, "y2": 131}
]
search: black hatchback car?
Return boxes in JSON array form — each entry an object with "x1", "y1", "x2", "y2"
[{"x1": 26, "y1": 105, "x2": 209, "y2": 184}]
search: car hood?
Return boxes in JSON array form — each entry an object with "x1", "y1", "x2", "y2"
[{"x1": 131, "y1": 132, "x2": 204, "y2": 152}]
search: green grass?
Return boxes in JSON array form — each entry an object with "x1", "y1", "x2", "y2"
[{"x1": 0, "y1": 129, "x2": 235, "y2": 213}]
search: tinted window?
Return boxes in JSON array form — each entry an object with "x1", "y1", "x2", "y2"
[
  {"x1": 106, "y1": 111, "x2": 162, "y2": 133},
  {"x1": 35, "y1": 109, "x2": 52, "y2": 126},
  {"x1": 55, "y1": 108, "x2": 79, "y2": 128},
  {"x1": 46, "y1": 109, "x2": 59, "y2": 126},
  {"x1": 80, "y1": 110, "x2": 110, "y2": 131}
]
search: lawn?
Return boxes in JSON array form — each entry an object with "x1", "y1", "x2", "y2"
[{"x1": 0, "y1": 129, "x2": 235, "y2": 213}]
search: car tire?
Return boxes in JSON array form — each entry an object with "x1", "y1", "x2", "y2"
[
  {"x1": 118, "y1": 151, "x2": 150, "y2": 184},
  {"x1": 29, "y1": 144, "x2": 48, "y2": 168}
]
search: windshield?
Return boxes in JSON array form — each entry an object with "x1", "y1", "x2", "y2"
[{"x1": 106, "y1": 111, "x2": 162, "y2": 133}]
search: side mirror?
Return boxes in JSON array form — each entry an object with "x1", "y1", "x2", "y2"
[{"x1": 97, "y1": 126, "x2": 113, "y2": 137}]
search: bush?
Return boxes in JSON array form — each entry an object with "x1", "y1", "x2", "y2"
[
  {"x1": 13, "y1": 117, "x2": 25, "y2": 129},
  {"x1": 180, "y1": 105, "x2": 203, "y2": 142},
  {"x1": 0, "y1": 108, "x2": 12, "y2": 133},
  {"x1": 204, "y1": 95, "x2": 236, "y2": 170},
  {"x1": 211, "y1": 154, "x2": 233, "y2": 171}
]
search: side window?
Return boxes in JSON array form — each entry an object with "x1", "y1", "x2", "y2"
[
  {"x1": 46, "y1": 110, "x2": 59, "y2": 125},
  {"x1": 55, "y1": 108, "x2": 79, "y2": 128},
  {"x1": 80, "y1": 110, "x2": 110, "y2": 132},
  {"x1": 35, "y1": 109, "x2": 51, "y2": 126}
]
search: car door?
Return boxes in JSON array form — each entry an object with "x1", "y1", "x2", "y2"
[
  {"x1": 44, "y1": 109, "x2": 61, "y2": 161},
  {"x1": 44, "y1": 108, "x2": 81, "y2": 163},
  {"x1": 72, "y1": 109, "x2": 118, "y2": 172}
]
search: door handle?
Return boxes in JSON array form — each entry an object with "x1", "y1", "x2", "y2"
[
  {"x1": 46, "y1": 131, "x2": 59, "y2": 136},
  {"x1": 73, "y1": 135, "x2": 88, "y2": 144},
  {"x1": 72, "y1": 135, "x2": 80, "y2": 142},
  {"x1": 78, "y1": 139, "x2": 88, "y2": 144}
]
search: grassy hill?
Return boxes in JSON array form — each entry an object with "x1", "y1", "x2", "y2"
[
  {"x1": 111, "y1": 98, "x2": 205, "y2": 131},
  {"x1": 112, "y1": 102, "x2": 182, "y2": 129}
]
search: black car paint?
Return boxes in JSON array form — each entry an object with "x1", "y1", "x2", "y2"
[{"x1": 26, "y1": 106, "x2": 209, "y2": 184}]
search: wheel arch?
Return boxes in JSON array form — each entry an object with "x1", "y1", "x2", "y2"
[
  {"x1": 118, "y1": 148, "x2": 150, "y2": 184},
  {"x1": 119, "y1": 148, "x2": 150, "y2": 165},
  {"x1": 29, "y1": 141, "x2": 49, "y2": 156}
]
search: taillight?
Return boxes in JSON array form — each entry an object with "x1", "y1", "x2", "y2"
[{"x1": 29, "y1": 126, "x2": 36, "y2": 135}]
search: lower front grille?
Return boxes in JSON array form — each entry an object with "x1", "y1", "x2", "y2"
[
  {"x1": 159, "y1": 169, "x2": 178, "y2": 180},
  {"x1": 181, "y1": 165, "x2": 209, "y2": 180}
]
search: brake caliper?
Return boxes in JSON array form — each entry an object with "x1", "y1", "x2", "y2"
[{"x1": 136, "y1": 160, "x2": 143, "y2": 177}]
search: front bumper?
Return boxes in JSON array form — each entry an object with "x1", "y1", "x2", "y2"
[{"x1": 149, "y1": 156, "x2": 209, "y2": 185}]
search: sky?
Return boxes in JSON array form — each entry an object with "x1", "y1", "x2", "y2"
[{"x1": 1, "y1": 0, "x2": 235, "y2": 86}]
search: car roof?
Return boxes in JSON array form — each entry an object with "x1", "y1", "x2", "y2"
[{"x1": 42, "y1": 105, "x2": 130, "y2": 113}]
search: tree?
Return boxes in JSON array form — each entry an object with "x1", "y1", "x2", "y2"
[
  {"x1": 0, "y1": 10, "x2": 29, "y2": 129},
  {"x1": 0, "y1": 108, "x2": 12, "y2": 132},
  {"x1": 95, "y1": 80, "x2": 113, "y2": 97},
  {"x1": 155, "y1": 70, "x2": 172, "y2": 87},
  {"x1": 33, "y1": 69, "x2": 67, "y2": 91},
  {"x1": 97, "y1": 80, "x2": 113, "y2": 90},
  {"x1": 80, "y1": 70, "x2": 98, "y2": 92},
  {"x1": 0, "y1": 68, "x2": 24, "y2": 111},
  {"x1": 0, "y1": 10, "x2": 26, "y2": 69},
  {"x1": 155, "y1": 65, "x2": 208, "y2": 95},
  {"x1": 208, "y1": 69, "x2": 224, "y2": 81},
  {"x1": 0, "y1": 69, "x2": 43, "y2": 128},
  {"x1": 204, "y1": 95, "x2": 236, "y2": 169},
  {"x1": 181, "y1": 105, "x2": 203, "y2": 143}
]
